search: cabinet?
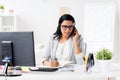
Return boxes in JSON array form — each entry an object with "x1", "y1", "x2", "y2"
[{"x1": 0, "y1": 14, "x2": 16, "y2": 31}]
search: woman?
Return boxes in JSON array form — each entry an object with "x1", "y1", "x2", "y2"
[{"x1": 40, "y1": 14, "x2": 84, "y2": 67}]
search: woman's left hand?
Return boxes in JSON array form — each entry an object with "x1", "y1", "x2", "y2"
[{"x1": 72, "y1": 28, "x2": 81, "y2": 54}]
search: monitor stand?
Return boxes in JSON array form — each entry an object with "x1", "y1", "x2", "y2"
[{"x1": 0, "y1": 63, "x2": 22, "y2": 76}]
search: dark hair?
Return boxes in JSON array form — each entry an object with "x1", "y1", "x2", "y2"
[{"x1": 53, "y1": 14, "x2": 75, "y2": 39}]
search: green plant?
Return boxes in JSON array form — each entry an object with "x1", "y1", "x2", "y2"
[
  {"x1": 96, "y1": 48, "x2": 112, "y2": 60},
  {"x1": 0, "y1": 5, "x2": 4, "y2": 9}
]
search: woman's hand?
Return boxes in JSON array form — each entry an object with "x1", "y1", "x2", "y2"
[
  {"x1": 72, "y1": 27, "x2": 81, "y2": 54},
  {"x1": 43, "y1": 60, "x2": 59, "y2": 67},
  {"x1": 72, "y1": 28, "x2": 80, "y2": 42},
  {"x1": 50, "y1": 60, "x2": 59, "y2": 67}
]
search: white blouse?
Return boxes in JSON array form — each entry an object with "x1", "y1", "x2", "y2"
[{"x1": 56, "y1": 39, "x2": 71, "y2": 61}]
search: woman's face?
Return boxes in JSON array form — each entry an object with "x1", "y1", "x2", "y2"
[{"x1": 60, "y1": 20, "x2": 74, "y2": 38}]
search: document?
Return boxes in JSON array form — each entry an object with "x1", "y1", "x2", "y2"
[
  {"x1": 59, "y1": 61, "x2": 73, "y2": 67},
  {"x1": 29, "y1": 61, "x2": 73, "y2": 69}
]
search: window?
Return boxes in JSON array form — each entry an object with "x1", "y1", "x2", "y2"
[{"x1": 84, "y1": 1, "x2": 115, "y2": 52}]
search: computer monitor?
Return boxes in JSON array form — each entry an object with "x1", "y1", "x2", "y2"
[{"x1": 0, "y1": 31, "x2": 36, "y2": 67}]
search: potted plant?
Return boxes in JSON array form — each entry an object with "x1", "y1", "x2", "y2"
[
  {"x1": 96, "y1": 48, "x2": 112, "y2": 60},
  {"x1": 0, "y1": 5, "x2": 4, "y2": 14},
  {"x1": 96, "y1": 48, "x2": 112, "y2": 72}
]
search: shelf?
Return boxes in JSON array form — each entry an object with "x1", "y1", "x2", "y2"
[
  {"x1": 0, "y1": 14, "x2": 16, "y2": 16},
  {"x1": 0, "y1": 14, "x2": 16, "y2": 31}
]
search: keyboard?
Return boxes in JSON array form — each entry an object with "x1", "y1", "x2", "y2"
[{"x1": 29, "y1": 67, "x2": 58, "y2": 72}]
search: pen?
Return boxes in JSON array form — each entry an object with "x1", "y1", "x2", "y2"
[
  {"x1": 50, "y1": 58, "x2": 59, "y2": 67},
  {"x1": 50, "y1": 58, "x2": 57, "y2": 61}
]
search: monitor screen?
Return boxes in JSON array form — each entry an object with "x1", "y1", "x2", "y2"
[{"x1": 0, "y1": 31, "x2": 35, "y2": 66}]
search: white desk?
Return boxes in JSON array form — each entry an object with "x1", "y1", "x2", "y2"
[{"x1": 1, "y1": 63, "x2": 120, "y2": 80}]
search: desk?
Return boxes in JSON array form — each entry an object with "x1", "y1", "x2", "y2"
[
  {"x1": 1, "y1": 63, "x2": 120, "y2": 80},
  {"x1": 1, "y1": 71, "x2": 120, "y2": 80}
]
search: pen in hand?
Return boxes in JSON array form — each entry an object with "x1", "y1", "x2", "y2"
[{"x1": 50, "y1": 58, "x2": 59, "y2": 67}]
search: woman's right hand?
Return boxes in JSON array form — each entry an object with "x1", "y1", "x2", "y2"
[
  {"x1": 43, "y1": 60, "x2": 59, "y2": 67},
  {"x1": 50, "y1": 60, "x2": 59, "y2": 67}
]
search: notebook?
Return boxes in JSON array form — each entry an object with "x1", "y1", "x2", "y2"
[{"x1": 29, "y1": 61, "x2": 73, "y2": 72}]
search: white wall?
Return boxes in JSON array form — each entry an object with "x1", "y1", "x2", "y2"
[
  {"x1": 0, "y1": 0, "x2": 120, "y2": 62},
  {"x1": 0, "y1": 0, "x2": 85, "y2": 45}
]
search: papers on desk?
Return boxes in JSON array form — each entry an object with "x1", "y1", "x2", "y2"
[
  {"x1": 29, "y1": 61, "x2": 73, "y2": 72},
  {"x1": 21, "y1": 66, "x2": 30, "y2": 72},
  {"x1": 58, "y1": 61, "x2": 73, "y2": 67},
  {"x1": 36, "y1": 61, "x2": 73, "y2": 68}
]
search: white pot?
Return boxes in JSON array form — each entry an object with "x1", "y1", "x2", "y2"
[{"x1": 97, "y1": 60, "x2": 111, "y2": 72}]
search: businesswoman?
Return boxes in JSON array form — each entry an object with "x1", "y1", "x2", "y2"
[{"x1": 40, "y1": 14, "x2": 85, "y2": 67}]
